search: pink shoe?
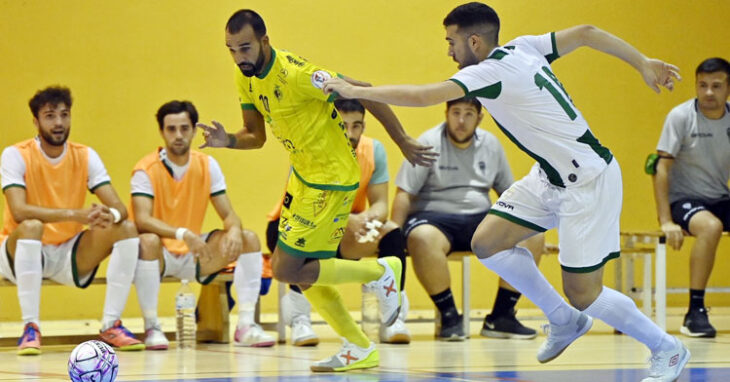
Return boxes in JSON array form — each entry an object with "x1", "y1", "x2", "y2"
[
  {"x1": 17, "y1": 323, "x2": 41, "y2": 355},
  {"x1": 234, "y1": 324, "x2": 275, "y2": 347},
  {"x1": 99, "y1": 320, "x2": 145, "y2": 351}
]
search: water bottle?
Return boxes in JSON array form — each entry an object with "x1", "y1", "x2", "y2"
[
  {"x1": 361, "y1": 284, "x2": 380, "y2": 341},
  {"x1": 175, "y1": 279, "x2": 196, "y2": 349}
]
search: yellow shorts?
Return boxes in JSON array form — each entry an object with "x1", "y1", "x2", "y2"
[{"x1": 277, "y1": 174, "x2": 355, "y2": 258}]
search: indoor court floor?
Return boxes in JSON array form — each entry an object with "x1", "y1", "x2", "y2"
[{"x1": 1, "y1": 310, "x2": 729, "y2": 382}]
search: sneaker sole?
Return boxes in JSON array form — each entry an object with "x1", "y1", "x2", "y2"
[
  {"x1": 117, "y1": 343, "x2": 146, "y2": 351},
  {"x1": 538, "y1": 315, "x2": 593, "y2": 364},
  {"x1": 235, "y1": 340, "x2": 276, "y2": 348},
  {"x1": 310, "y1": 350, "x2": 379, "y2": 372},
  {"x1": 145, "y1": 344, "x2": 169, "y2": 350},
  {"x1": 680, "y1": 326, "x2": 716, "y2": 338},
  {"x1": 17, "y1": 347, "x2": 41, "y2": 356},
  {"x1": 481, "y1": 329, "x2": 537, "y2": 340},
  {"x1": 437, "y1": 334, "x2": 466, "y2": 342},
  {"x1": 382, "y1": 333, "x2": 411, "y2": 344},
  {"x1": 293, "y1": 337, "x2": 320, "y2": 347}
]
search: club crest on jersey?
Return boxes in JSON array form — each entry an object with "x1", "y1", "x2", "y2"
[{"x1": 311, "y1": 70, "x2": 332, "y2": 89}]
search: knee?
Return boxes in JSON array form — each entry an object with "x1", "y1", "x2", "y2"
[
  {"x1": 471, "y1": 228, "x2": 503, "y2": 259},
  {"x1": 693, "y1": 217, "x2": 724, "y2": 241},
  {"x1": 16, "y1": 219, "x2": 44, "y2": 238},
  {"x1": 117, "y1": 220, "x2": 138, "y2": 239},
  {"x1": 138, "y1": 233, "x2": 162, "y2": 260},
  {"x1": 381, "y1": 220, "x2": 400, "y2": 234},
  {"x1": 563, "y1": 283, "x2": 603, "y2": 311},
  {"x1": 242, "y1": 229, "x2": 261, "y2": 252},
  {"x1": 271, "y1": 254, "x2": 295, "y2": 283},
  {"x1": 406, "y1": 230, "x2": 430, "y2": 254}
]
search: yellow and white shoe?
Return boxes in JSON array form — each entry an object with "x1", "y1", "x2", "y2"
[{"x1": 310, "y1": 340, "x2": 379, "y2": 372}]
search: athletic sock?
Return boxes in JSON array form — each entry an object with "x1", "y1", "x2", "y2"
[
  {"x1": 479, "y1": 247, "x2": 572, "y2": 325},
  {"x1": 303, "y1": 285, "x2": 370, "y2": 348},
  {"x1": 102, "y1": 237, "x2": 139, "y2": 330},
  {"x1": 689, "y1": 289, "x2": 705, "y2": 311},
  {"x1": 314, "y1": 258, "x2": 383, "y2": 285},
  {"x1": 377, "y1": 228, "x2": 406, "y2": 290},
  {"x1": 583, "y1": 286, "x2": 674, "y2": 352},
  {"x1": 491, "y1": 287, "x2": 521, "y2": 317},
  {"x1": 430, "y1": 288, "x2": 460, "y2": 326},
  {"x1": 289, "y1": 284, "x2": 302, "y2": 293},
  {"x1": 235, "y1": 251, "x2": 262, "y2": 328},
  {"x1": 14, "y1": 239, "x2": 42, "y2": 326},
  {"x1": 133, "y1": 259, "x2": 161, "y2": 330}
]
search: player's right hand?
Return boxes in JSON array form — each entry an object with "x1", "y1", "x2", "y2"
[
  {"x1": 197, "y1": 121, "x2": 230, "y2": 149},
  {"x1": 641, "y1": 59, "x2": 681, "y2": 93},
  {"x1": 183, "y1": 231, "x2": 212, "y2": 263},
  {"x1": 661, "y1": 221, "x2": 684, "y2": 250},
  {"x1": 399, "y1": 135, "x2": 439, "y2": 167}
]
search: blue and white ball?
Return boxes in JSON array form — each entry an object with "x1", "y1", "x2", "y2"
[{"x1": 68, "y1": 340, "x2": 118, "y2": 382}]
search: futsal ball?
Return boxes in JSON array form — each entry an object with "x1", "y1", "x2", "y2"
[{"x1": 68, "y1": 340, "x2": 119, "y2": 382}]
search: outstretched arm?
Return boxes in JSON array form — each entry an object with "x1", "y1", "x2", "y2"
[
  {"x1": 198, "y1": 108, "x2": 267, "y2": 150},
  {"x1": 324, "y1": 78, "x2": 465, "y2": 107},
  {"x1": 554, "y1": 25, "x2": 681, "y2": 93}
]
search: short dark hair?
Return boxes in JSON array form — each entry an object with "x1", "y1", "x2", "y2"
[
  {"x1": 334, "y1": 98, "x2": 365, "y2": 115},
  {"x1": 447, "y1": 97, "x2": 482, "y2": 112},
  {"x1": 226, "y1": 9, "x2": 266, "y2": 38},
  {"x1": 28, "y1": 86, "x2": 72, "y2": 118},
  {"x1": 156, "y1": 101, "x2": 199, "y2": 130},
  {"x1": 696, "y1": 57, "x2": 730, "y2": 83},
  {"x1": 443, "y1": 2, "x2": 500, "y2": 45}
]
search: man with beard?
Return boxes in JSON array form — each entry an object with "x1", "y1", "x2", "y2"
[
  {"x1": 267, "y1": 98, "x2": 411, "y2": 346},
  {"x1": 651, "y1": 57, "x2": 730, "y2": 338},
  {"x1": 130, "y1": 100, "x2": 274, "y2": 349},
  {"x1": 323, "y1": 3, "x2": 689, "y2": 381},
  {"x1": 0, "y1": 86, "x2": 143, "y2": 354},
  {"x1": 391, "y1": 97, "x2": 543, "y2": 341},
  {"x1": 198, "y1": 9, "x2": 435, "y2": 372}
]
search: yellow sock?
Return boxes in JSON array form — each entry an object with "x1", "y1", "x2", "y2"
[
  {"x1": 303, "y1": 285, "x2": 370, "y2": 348},
  {"x1": 315, "y1": 258, "x2": 383, "y2": 285}
]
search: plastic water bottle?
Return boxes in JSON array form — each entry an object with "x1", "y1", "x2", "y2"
[
  {"x1": 175, "y1": 279, "x2": 196, "y2": 349},
  {"x1": 361, "y1": 284, "x2": 380, "y2": 341}
]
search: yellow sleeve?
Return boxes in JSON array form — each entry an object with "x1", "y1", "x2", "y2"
[
  {"x1": 294, "y1": 59, "x2": 341, "y2": 103},
  {"x1": 234, "y1": 67, "x2": 257, "y2": 111}
]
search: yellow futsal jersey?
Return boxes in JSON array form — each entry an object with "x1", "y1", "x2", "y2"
[{"x1": 235, "y1": 47, "x2": 359, "y2": 191}]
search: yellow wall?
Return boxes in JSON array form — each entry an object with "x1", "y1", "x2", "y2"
[{"x1": 0, "y1": 0, "x2": 729, "y2": 321}]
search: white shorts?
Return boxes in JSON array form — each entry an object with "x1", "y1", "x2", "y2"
[
  {"x1": 0, "y1": 232, "x2": 97, "y2": 287},
  {"x1": 161, "y1": 231, "x2": 221, "y2": 285},
  {"x1": 489, "y1": 160, "x2": 622, "y2": 272}
]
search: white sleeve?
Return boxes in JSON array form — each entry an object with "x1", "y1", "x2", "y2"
[
  {"x1": 87, "y1": 147, "x2": 112, "y2": 191},
  {"x1": 1, "y1": 146, "x2": 26, "y2": 190},
  {"x1": 208, "y1": 156, "x2": 227, "y2": 195},
  {"x1": 130, "y1": 170, "x2": 154, "y2": 197},
  {"x1": 508, "y1": 33, "x2": 558, "y2": 62},
  {"x1": 449, "y1": 61, "x2": 501, "y2": 98},
  {"x1": 656, "y1": 107, "x2": 688, "y2": 157}
]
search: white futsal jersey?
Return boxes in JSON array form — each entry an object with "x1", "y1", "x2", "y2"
[{"x1": 449, "y1": 32, "x2": 613, "y2": 188}]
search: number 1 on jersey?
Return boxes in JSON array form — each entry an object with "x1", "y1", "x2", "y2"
[{"x1": 534, "y1": 66, "x2": 577, "y2": 120}]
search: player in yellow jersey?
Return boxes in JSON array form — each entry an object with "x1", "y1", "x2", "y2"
[
  {"x1": 198, "y1": 10, "x2": 435, "y2": 372},
  {"x1": 130, "y1": 100, "x2": 274, "y2": 350},
  {"x1": 0, "y1": 86, "x2": 143, "y2": 354}
]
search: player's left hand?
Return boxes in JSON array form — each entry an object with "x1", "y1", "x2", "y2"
[
  {"x1": 88, "y1": 203, "x2": 113, "y2": 230},
  {"x1": 222, "y1": 227, "x2": 243, "y2": 262},
  {"x1": 322, "y1": 77, "x2": 357, "y2": 99},
  {"x1": 198, "y1": 121, "x2": 230, "y2": 149},
  {"x1": 399, "y1": 135, "x2": 439, "y2": 167},
  {"x1": 642, "y1": 59, "x2": 681, "y2": 93}
]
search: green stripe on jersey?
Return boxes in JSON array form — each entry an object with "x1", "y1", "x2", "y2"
[
  {"x1": 576, "y1": 129, "x2": 613, "y2": 164},
  {"x1": 544, "y1": 32, "x2": 560, "y2": 63}
]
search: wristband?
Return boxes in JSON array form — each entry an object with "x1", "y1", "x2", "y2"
[
  {"x1": 175, "y1": 227, "x2": 189, "y2": 241},
  {"x1": 227, "y1": 134, "x2": 237, "y2": 148},
  {"x1": 109, "y1": 208, "x2": 122, "y2": 224}
]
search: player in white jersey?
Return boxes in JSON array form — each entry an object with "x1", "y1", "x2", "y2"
[{"x1": 323, "y1": 2, "x2": 688, "y2": 381}]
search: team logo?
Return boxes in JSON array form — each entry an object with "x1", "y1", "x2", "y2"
[
  {"x1": 274, "y1": 85, "x2": 283, "y2": 101},
  {"x1": 478, "y1": 161, "x2": 486, "y2": 174},
  {"x1": 683, "y1": 202, "x2": 692, "y2": 210},
  {"x1": 283, "y1": 192, "x2": 293, "y2": 209},
  {"x1": 329, "y1": 227, "x2": 346, "y2": 242},
  {"x1": 295, "y1": 238, "x2": 306, "y2": 247},
  {"x1": 311, "y1": 70, "x2": 332, "y2": 89},
  {"x1": 496, "y1": 201, "x2": 514, "y2": 211},
  {"x1": 278, "y1": 68, "x2": 288, "y2": 84},
  {"x1": 313, "y1": 191, "x2": 328, "y2": 217},
  {"x1": 248, "y1": 83, "x2": 253, "y2": 93},
  {"x1": 726, "y1": 127, "x2": 730, "y2": 143},
  {"x1": 286, "y1": 55, "x2": 305, "y2": 67}
]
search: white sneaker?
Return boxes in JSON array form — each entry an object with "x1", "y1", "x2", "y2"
[
  {"x1": 642, "y1": 336, "x2": 690, "y2": 381},
  {"x1": 365, "y1": 257, "x2": 402, "y2": 326},
  {"x1": 310, "y1": 339, "x2": 379, "y2": 372},
  {"x1": 537, "y1": 309, "x2": 592, "y2": 363},
  {"x1": 380, "y1": 291, "x2": 411, "y2": 344},
  {"x1": 291, "y1": 318, "x2": 319, "y2": 346},
  {"x1": 144, "y1": 325, "x2": 169, "y2": 350},
  {"x1": 234, "y1": 323, "x2": 275, "y2": 347}
]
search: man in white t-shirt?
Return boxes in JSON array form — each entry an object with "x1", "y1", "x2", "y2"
[
  {"x1": 323, "y1": 3, "x2": 688, "y2": 381},
  {"x1": 130, "y1": 100, "x2": 274, "y2": 349},
  {"x1": 652, "y1": 57, "x2": 730, "y2": 338},
  {"x1": 0, "y1": 86, "x2": 143, "y2": 354}
]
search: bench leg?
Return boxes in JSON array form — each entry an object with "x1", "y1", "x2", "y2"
[
  {"x1": 655, "y1": 238, "x2": 667, "y2": 330},
  {"x1": 642, "y1": 252, "x2": 652, "y2": 318},
  {"x1": 462, "y1": 255, "x2": 470, "y2": 337}
]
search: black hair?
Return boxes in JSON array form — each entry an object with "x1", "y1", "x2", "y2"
[
  {"x1": 28, "y1": 86, "x2": 72, "y2": 118},
  {"x1": 696, "y1": 57, "x2": 730, "y2": 83},
  {"x1": 334, "y1": 98, "x2": 365, "y2": 114},
  {"x1": 156, "y1": 100, "x2": 199, "y2": 130},
  {"x1": 446, "y1": 96, "x2": 482, "y2": 111},
  {"x1": 443, "y1": 2, "x2": 500, "y2": 45},
  {"x1": 226, "y1": 9, "x2": 267, "y2": 38}
]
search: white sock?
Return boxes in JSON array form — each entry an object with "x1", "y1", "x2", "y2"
[
  {"x1": 479, "y1": 246, "x2": 573, "y2": 325},
  {"x1": 14, "y1": 240, "x2": 42, "y2": 326},
  {"x1": 583, "y1": 286, "x2": 673, "y2": 352},
  {"x1": 102, "y1": 237, "x2": 139, "y2": 330},
  {"x1": 134, "y1": 259, "x2": 160, "y2": 330},
  {"x1": 234, "y1": 251, "x2": 262, "y2": 328}
]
